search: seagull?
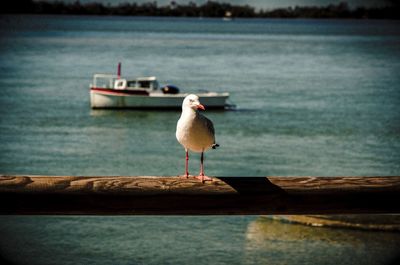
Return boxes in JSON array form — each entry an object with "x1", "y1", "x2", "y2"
[{"x1": 176, "y1": 94, "x2": 219, "y2": 183}]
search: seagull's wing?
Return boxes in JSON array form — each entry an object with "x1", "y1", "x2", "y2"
[
  {"x1": 200, "y1": 115, "x2": 218, "y2": 147},
  {"x1": 204, "y1": 117, "x2": 220, "y2": 148},
  {"x1": 203, "y1": 115, "x2": 215, "y2": 137}
]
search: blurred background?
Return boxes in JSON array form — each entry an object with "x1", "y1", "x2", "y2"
[{"x1": 0, "y1": 1, "x2": 399, "y2": 264}]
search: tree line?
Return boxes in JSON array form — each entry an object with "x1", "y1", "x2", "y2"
[{"x1": 2, "y1": 0, "x2": 399, "y2": 19}]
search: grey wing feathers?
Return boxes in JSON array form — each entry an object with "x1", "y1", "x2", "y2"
[
  {"x1": 204, "y1": 116, "x2": 215, "y2": 136},
  {"x1": 204, "y1": 116, "x2": 219, "y2": 149}
]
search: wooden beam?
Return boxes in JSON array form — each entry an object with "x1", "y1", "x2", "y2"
[{"x1": 1, "y1": 175, "x2": 400, "y2": 215}]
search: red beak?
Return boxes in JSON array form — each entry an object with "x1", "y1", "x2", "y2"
[{"x1": 197, "y1": 104, "x2": 205, "y2": 110}]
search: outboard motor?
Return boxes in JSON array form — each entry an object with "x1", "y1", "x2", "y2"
[{"x1": 161, "y1": 85, "x2": 180, "y2": 94}]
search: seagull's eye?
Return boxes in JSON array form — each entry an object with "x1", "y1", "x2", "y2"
[{"x1": 189, "y1": 99, "x2": 194, "y2": 103}]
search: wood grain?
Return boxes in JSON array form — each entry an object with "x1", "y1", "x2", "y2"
[{"x1": 0, "y1": 175, "x2": 399, "y2": 215}]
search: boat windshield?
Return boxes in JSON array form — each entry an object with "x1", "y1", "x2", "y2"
[
  {"x1": 126, "y1": 79, "x2": 158, "y2": 90},
  {"x1": 127, "y1": 81, "x2": 136, "y2": 87},
  {"x1": 93, "y1": 74, "x2": 118, "y2": 88},
  {"x1": 138, "y1": 81, "x2": 152, "y2": 88}
]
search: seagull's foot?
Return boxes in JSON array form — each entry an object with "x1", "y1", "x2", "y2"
[
  {"x1": 179, "y1": 174, "x2": 190, "y2": 179},
  {"x1": 195, "y1": 175, "x2": 213, "y2": 183}
]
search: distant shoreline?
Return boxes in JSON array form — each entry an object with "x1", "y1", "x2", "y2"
[{"x1": 2, "y1": 0, "x2": 399, "y2": 20}]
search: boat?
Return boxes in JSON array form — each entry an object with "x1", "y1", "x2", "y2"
[
  {"x1": 90, "y1": 63, "x2": 230, "y2": 109},
  {"x1": 223, "y1": 11, "x2": 233, "y2": 21}
]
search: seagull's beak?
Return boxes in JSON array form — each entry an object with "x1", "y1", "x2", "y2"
[{"x1": 196, "y1": 104, "x2": 205, "y2": 110}]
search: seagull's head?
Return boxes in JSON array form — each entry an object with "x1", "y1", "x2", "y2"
[{"x1": 183, "y1": 94, "x2": 205, "y2": 111}]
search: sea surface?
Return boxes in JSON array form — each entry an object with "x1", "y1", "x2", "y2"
[{"x1": 0, "y1": 15, "x2": 399, "y2": 265}]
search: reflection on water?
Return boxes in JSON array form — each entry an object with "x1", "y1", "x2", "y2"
[
  {"x1": 244, "y1": 216, "x2": 400, "y2": 265},
  {"x1": 0, "y1": 216, "x2": 399, "y2": 265}
]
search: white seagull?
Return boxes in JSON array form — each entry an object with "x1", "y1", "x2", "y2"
[{"x1": 176, "y1": 94, "x2": 219, "y2": 182}]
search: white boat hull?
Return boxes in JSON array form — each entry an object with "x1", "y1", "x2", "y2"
[{"x1": 90, "y1": 89, "x2": 230, "y2": 109}]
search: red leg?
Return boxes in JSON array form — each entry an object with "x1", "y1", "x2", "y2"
[
  {"x1": 200, "y1": 152, "x2": 204, "y2": 177},
  {"x1": 185, "y1": 149, "x2": 189, "y2": 178},
  {"x1": 196, "y1": 152, "x2": 213, "y2": 183}
]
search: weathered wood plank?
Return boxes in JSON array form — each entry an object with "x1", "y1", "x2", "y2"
[{"x1": 0, "y1": 175, "x2": 399, "y2": 215}]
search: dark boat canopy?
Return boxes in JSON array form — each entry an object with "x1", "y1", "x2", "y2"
[{"x1": 161, "y1": 85, "x2": 180, "y2": 94}]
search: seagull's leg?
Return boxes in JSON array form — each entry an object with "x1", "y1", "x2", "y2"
[
  {"x1": 196, "y1": 151, "x2": 213, "y2": 183},
  {"x1": 200, "y1": 151, "x2": 205, "y2": 177},
  {"x1": 185, "y1": 149, "x2": 189, "y2": 178}
]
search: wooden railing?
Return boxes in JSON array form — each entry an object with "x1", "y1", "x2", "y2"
[{"x1": 1, "y1": 175, "x2": 399, "y2": 215}]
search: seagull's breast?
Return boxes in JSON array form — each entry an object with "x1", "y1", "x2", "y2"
[{"x1": 176, "y1": 113, "x2": 215, "y2": 153}]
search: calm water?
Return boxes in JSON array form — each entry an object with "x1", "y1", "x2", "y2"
[{"x1": 0, "y1": 15, "x2": 400, "y2": 265}]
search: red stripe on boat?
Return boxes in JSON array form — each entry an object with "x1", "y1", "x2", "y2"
[{"x1": 91, "y1": 87, "x2": 150, "y2": 96}]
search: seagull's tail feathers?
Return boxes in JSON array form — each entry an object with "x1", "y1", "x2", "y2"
[{"x1": 212, "y1": 143, "x2": 220, "y2": 149}]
